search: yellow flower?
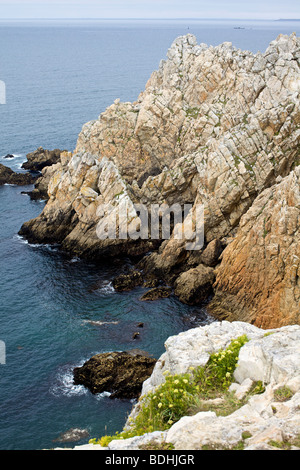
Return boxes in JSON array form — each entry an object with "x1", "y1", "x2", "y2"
[
  {"x1": 168, "y1": 420, "x2": 173, "y2": 425},
  {"x1": 174, "y1": 389, "x2": 179, "y2": 393},
  {"x1": 169, "y1": 404, "x2": 173, "y2": 408},
  {"x1": 183, "y1": 379, "x2": 188, "y2": 384},
  {"x1": 174, "y1": 379, "x2": 179, "y2": 384},
  {"x1": 158, "y1": 402, "x2": 162, "y2": 408}
]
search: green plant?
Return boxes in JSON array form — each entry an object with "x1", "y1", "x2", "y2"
[
  {"x1": 274, "y1": 386, "x2": 294, "y2": 402},
  {"x1": 91, "y1": 335, "x2": 250, "y2": 446}
]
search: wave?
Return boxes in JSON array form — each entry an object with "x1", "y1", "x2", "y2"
[
  {"x1": 95, "y1": 281, "x2": 115, "y2": 295},
  {"x1": 13, "y1": 234, "x2": 60, "y2": 251},
  {"x1": 50, "y1": 362, "x2": 112, "y2": 399},
  {"x1": 50, "y1": 363, "x2": 88, "y2": 398},
  {"x1": 82, "y1": 319, "x2": 119, "y2": 327}
]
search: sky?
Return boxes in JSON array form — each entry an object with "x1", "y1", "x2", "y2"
[{"x1": 0, "y1": 0, "x2": 298, "y2": 20}]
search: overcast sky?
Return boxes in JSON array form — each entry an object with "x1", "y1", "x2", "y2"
[{"x1": 0, "y1": 0, "x2": 298, "y2": 20}]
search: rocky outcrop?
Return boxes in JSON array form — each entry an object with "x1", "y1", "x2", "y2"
[
  {"x1": 22, "y1": 147, "x2": 65, "y2": 172},
  {"x1": 0, "y1": 163, "x2": 37, "y2": 186},
  {"x1": 93, "y1": 321, "x2": 300, "y2": 451},
  {"x1": 208, "y1": 166, "x2": 300, "y2": 329},
  {"x1": 73, "y1": 350, "x2": 156, "y2": 399},
  {"x1": 19, "y1": 33, "x2": 300, "y2": 327}
]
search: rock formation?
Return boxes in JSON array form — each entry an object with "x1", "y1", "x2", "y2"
[
  {"x1": 73, "y1": 350, "x2": 156, "y2": 399},
  {"x1": 0, "y1": 163, "x2": 37, "y2": 186},
  {"x1": 18, "y1": 33, "x2": 300, "y2": 328},
  {"x1": 22, "y1": 147, "x2": 64, "y2": 172},
  {"x1": 208, "y1": 167, "x2": 300, "y2": 328}
]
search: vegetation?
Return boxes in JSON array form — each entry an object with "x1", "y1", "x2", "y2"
[{"x1": 89, "y1": 334, "x2": 260, "y2": 447}]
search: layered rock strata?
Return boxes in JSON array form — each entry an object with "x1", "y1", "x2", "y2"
[{"x1": 18, "y1": 33, "x2": 300, "y2": 327}]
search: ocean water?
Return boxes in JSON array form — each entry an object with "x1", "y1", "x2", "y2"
[{"x1": 0, "y1": 19, "x2": 299, "y2": 450}]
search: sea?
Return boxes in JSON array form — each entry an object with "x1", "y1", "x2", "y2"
[{"x1": 0, "y1": 18, "x2": 299, "y2": 450}]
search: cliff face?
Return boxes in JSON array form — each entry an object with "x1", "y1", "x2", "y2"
[
  {"x1": 208, "y1": 167, "x2": 300, "y2": 328},
  {"x1": 19, "y1": 33, "x2": 300, "y2": 328}
]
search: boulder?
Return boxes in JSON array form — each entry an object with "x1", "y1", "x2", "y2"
[
  {"x1": 174, "y1": 264, "x2": 215, "y2": 304},
  {"x1": 73, "y1": 350, "x2": 156, "y2": 399}
]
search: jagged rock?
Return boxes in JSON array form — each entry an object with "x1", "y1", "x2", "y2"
[
  {"x1": 18, "y1": 33, "x2": 300, "y2": 328},
  {"x1": 19, "y1": 34, "x2": 300, "y2": 260},
  {"x1": 22, "y1": 147, "x2": 65, "y2": 172},
  {"x1": 73, "y1": 351, "x2": 156, "y2": 399},
  {"x1": 208, "y1": 166, "x2": 300, "y2": 329},
  {"x1": 0, "y1": 163, "x2": 37, "y2": 186}
]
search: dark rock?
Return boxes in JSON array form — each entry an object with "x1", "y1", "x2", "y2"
[
  {"x1": 73, "y1": 351, "x2": 156, "y2": 399},
  {"x1": 132, "y1": 332, "x2": 140, "y2": 339},
  {"x1": 112, "y1": 270, "x2": 144, "y2": 291},
  {"x1": 3, "y1": 154, "x2": 14, "y2": 159},
  {"x1": 140, "y1": 287, "x2": 172, "y2": 301},
  {"x1": 22, "y1": 147, "x2": 64, "y2": 172},
  {"x1": 0, "y1": 163, "x2": 37, "y2": 186}
]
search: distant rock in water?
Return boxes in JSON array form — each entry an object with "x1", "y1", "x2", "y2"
[
  {"x1": 3, "y1": 154, "x2": 14, "y2": 159},
  {"x1": 0, "y1": 163, "x2": 37, "y2": 186},
  {"x1": 22, "y1": 147, "x2": 65, "y2": 172},
  {"x1": 73, "y1": 351, "x2": 156, "y2": 399}
]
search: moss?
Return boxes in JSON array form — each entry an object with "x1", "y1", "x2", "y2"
[{"x1": 185, "y1": 107, "x2": 200, "y2": 119}]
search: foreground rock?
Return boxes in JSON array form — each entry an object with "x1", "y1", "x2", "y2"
[
  {"x1": 82, "y1": 321, "x2": 300, "y2": 451},
  {"x1": 0, "y1": 163, "x2": 37, "y2": 186},
  {"x1": 73, "y1": 350, "x2": 156, "y2": 399}
]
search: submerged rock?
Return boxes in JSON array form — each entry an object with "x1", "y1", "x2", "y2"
[
  {"x1": 73, "y1": 351, "x2": 156, "y2": 399},
  {"x1": 53, "y1": 428, "x2": 90, "y2": 443},
  {"x1": 140, "y1": 287, "x2": 172, "y2": 301}
]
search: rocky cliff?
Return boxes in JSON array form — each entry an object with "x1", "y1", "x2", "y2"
[
  {"x1": 19, "y1": 33, "x2": 300, "y2": 328},
  {"x1": 64, "y1": 321, "x2": 300, "y2": 451}
]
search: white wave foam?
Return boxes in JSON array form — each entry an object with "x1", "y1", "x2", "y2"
[
  {"x1": 82, "y1": 320, "x2": 119, "y2": 327},
  {"x1": 50, "y1": 362, "x2": 112, "y2": 399},
  {"x1": 50, "y1": 365, "x2": 88, "y2": 398},
  {"x1": 96, "y1": 281, "x2": 115, "y2": 294}
]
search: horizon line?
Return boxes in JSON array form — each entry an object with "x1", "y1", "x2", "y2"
[{"x1": 0, "y1": 17, "x2": 296, "y2": 21}]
